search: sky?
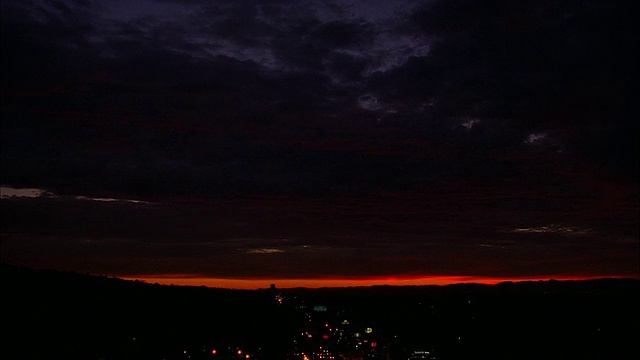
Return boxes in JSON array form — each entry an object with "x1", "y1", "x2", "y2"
[{"x1": 1, "y1": 0, "x2": 638, "y2": 289}]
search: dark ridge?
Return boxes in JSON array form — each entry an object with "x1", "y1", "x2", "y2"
[{"x1": 2, "y1": 263, "x2": 639, "y2": 360}]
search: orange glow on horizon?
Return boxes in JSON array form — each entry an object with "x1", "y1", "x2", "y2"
[{"x1": 119, "y1": 274, "x2": 632, "y2": 290}]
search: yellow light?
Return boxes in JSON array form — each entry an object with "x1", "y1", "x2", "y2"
[{"x1": 245, "y1": 355, "x2": 250, "y2": 359}]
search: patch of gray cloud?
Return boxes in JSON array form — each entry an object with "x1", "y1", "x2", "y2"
[
  {"x1": 245, "y1": 248, "x2": 285, "y2": 254},
  {"x1": 0, "y1": 186, "x2": 48, "y2": 198},
  {"x1": 510, "y1": 224, "x2": 592, "y2": 236}
]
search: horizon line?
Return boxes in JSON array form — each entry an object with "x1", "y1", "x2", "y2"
[
  {"x1": 119, "y1": 274, "x2": 638, "y2": 290},
  {"x1": 3, "y1": 263, "x2": 636, "y2": 290}
]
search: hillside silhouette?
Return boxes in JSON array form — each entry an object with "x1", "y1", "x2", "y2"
[{"x1": 1, "y1": 263, "x2": 638, "y2": 360}]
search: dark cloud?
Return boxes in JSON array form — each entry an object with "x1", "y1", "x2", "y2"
[
  {"x1": 2, "y1": 178, "x2": 637, "y2": 279},
  {"x1": 1, "y1": 0, "x2": 637, "y2": 283},
  {"x1": 3, "y1": 0, "x2": 637, "y2": 192},
  {"x1": 406, "y1": 0, "x2": 638, "y2": 163}
]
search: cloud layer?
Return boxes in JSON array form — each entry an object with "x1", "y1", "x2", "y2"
[{"x1": 1, "y1": 0, "x2": 637, "y2": 283}]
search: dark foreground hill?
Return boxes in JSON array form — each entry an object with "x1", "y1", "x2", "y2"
[{"x1": 1, "y1": 263, "x2": 639, "y2": 360}]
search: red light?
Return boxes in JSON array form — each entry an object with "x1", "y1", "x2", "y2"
[
  {"x1": 323, "y1": 334, "x2": 329, "y2": 340},
  {"x1": 371, "y1": 342, "x2": 377, "y2": 348},
  {"x1": 212, "y1": 349, "x2": 217, "y2": 355}
]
